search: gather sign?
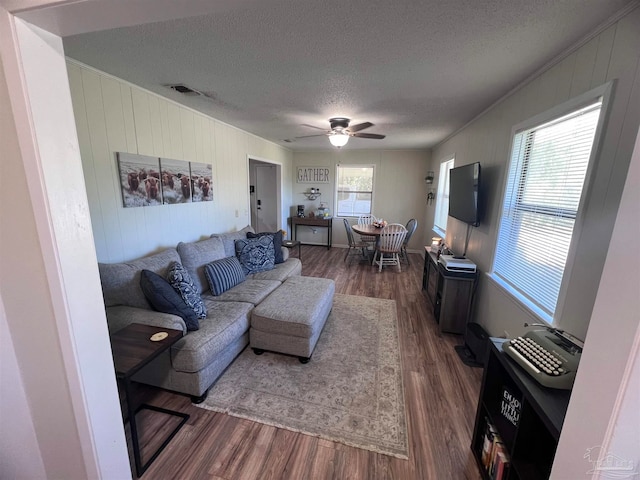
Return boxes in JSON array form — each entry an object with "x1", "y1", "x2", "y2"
[{"x1": 296, "y1": 166, "x2": 330, "y2": 183}]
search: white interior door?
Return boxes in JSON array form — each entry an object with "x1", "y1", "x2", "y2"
[{"x1": 255, "y1": 165, "x2": 278, "y2": 232}]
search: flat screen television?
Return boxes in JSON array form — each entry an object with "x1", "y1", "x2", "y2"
[{"x1": 449, "y1": 162, "x2": 481, "y2": 227}]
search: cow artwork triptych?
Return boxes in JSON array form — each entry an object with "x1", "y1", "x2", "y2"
[{"x1": 117, "y1": 152, "x2": 213, "y2": 208}]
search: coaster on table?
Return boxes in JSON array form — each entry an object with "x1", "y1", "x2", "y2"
[{"x1": 150, "y1": 332, "x2": 169, "y2": 342}]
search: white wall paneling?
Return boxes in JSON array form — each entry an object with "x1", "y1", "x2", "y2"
[
  {"x1": 429, "y1": 7, "x2": 640, "y2": 342},
  {"x1": 68, "y1": 59, "x2": 293, "y2": 263}
]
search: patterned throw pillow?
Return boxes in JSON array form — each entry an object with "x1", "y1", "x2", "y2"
[
  {"x1": 167, "y1": 261, "x2": 207, "y2": 319},
  {"x1": 139, "y1": 269, "x2": 199, "y2": 331},
  {"x1": 246, "y1": 230, "x2": 284, "y2": 264},
  {"x1": 204, "y1": 256, "x2": 246, "y2": 296},
  {"x1": 234, "y1": 236, "x2": 275, "y2": 274}
]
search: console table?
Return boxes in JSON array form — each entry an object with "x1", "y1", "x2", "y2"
[
  {"x1": 110, "y1": 323, "x2": 189, "y2": 477},
  {"x1": 289, "y1": 216, "x2": 332, "y2": 249},
  {"x1": 423, "y1": 248, "x2": 478, "y2": 334}
]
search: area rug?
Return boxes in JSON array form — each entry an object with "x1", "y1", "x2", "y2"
[{"x1": 196, "y1": 293, "x2": 408, "y2": 459}]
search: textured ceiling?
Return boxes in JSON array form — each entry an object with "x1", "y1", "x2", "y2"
[{"x1": 58, "y1": 0, "x2": 633, "y2": 151}]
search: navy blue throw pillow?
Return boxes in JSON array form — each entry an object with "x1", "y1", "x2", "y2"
[
  {"x1": 140, "y1": 269, "x2": 199, "y2": 331},
  {"x1": 204, "y1": 256, "x2": 246, "y2": 295},
  {"x1": 235, "y1": 236, "x2": 275, "y2": 274},
  {"x1": 166, "y1": 261, "x2": 207, "y2": 319},
  {"x1": 247, "y1": 230, "x2": 284, "y2": 264}
]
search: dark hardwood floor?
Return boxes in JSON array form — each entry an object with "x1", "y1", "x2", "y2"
[{"x1": 133, "y1": 245, "x2": 483, "y2": 479}]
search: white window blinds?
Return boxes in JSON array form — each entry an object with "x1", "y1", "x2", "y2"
[
  {"x1": 336, "y1": 165, "x2": 374, "y2": 217},
  {"x1": 434, "y1": 158, "x2": 454, "y2": 234},
  {"x1": 492, "y1": 100, "x2": 602, "y2": 321}
]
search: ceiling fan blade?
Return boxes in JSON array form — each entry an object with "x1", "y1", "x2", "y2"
[
  {"x1": 301, "y1": 123, "x2": 327, "y2": 131},
  {"x1": 347, "y1": 122, "x2": 373, "y2": 133},
  {"x1": 352, "y1": 132, "x2": 386, "y2": 139},
  {"x1": 295, "y1": 133, "x2": 328, "y2": 139}
]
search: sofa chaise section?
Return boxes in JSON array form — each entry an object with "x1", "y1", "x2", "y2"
[{"x1": 99, "y1": 226, "x2": 302, "y2": 402}]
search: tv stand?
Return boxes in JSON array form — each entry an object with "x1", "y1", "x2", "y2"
[{"x1": 422, "y1": 248, "x2": 477, "y2": 334}]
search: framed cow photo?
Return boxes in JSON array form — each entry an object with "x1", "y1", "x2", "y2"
[
  {"x1": 117, "y1": 152, "x2": 163, "y2": 207},
  {"x1": 190, "y1": 162, "x2": 213, "y2": 202},
  {"x1": 160, "y1": 157, "x2": 192, "y2": 204}
]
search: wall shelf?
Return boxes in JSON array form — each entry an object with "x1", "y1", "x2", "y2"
[{"x1": 303, "y1": 192, "x2": 321, "y2": 201}]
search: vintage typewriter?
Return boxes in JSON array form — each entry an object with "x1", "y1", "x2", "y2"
[{"x1": 503, "y1": 323, "x2": 583, "y2": 390}]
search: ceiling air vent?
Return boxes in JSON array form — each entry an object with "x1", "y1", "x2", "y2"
[{"x1": 165, "y1": 84, "x2": 203, "y2": 96}]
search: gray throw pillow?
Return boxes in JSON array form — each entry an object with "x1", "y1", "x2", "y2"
[
  {"x1": 234, "y1": 236, "x2": 275, "y2": 274},
  {"x1": 140, "y1": 269, "x2": 199, "y2": 331},
  {"x1": 167, "y1": 261, "x2": 207, "y2": 319}
]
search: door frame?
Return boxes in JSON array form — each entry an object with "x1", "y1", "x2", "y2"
[{"x1": 247, "y1": 155, "x2": 283, "y2": 231}]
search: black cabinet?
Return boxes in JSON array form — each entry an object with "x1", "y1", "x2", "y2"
[
  {"x1": 471, "y1": 339, "x2": 571, "y2": 480},
  {"x1": 422, "y1": 248, "x2": 477, "y2": 334}
]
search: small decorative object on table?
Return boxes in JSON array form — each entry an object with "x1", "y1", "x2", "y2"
[
  {"x1": 317, "y1": 202, "x2": 331, "y2": 219},
  {"x1": 373, "y1": 219, "x2": 387, "y2": 228},
  {"x1": 431, "y1": 237, "x2": 442, "y2": 252}
]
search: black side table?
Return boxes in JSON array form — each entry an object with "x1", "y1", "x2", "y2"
[
  {"x1": 282, "y1": 239, "x2": 302, "y2": 260},
  {"x1": 110, "y1": 323, "x2": 189, "y2": 477}
]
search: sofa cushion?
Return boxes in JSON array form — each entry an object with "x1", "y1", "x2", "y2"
[
  {"x1": 167, "y1": 261, "x2": 207, "y2": 319},
  {"x1": 213, "y1": 279, "x2": 281, "y2": 305},
  {"x1": 204, "y1": 256, "x2": 246, "y2": 296},
  {"x1": 177, "y1": 236, "x2": 226, "y2": 295},
  {"x1": 99, "y1": 248, "x2": 181, "y2": 308},
  {"x1": 139, "y1": 269, "x2": 199, "y2": 331},
  {"x1": 251, "y1": 276, "x2": 335, "y2": 338},
  {"x1": 211, "y1": 225, "x2": 255, "y2": 258},
  {"x1": 235, "y1": 236, "x2": 275, "y2": 274},
  {"x1": 247, "y1": 231, "x2": 284, "y2": 264},
  {"x1": 170, "y1": 300, "x2": 253, "y2": 372},
  {"x1": 248, "y1": 257, "x2": 302, "y2": 282}
]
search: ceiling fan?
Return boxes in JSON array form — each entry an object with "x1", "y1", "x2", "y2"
[{"x1": 295, "y1": 117, "x2": 385, "y2": 147}]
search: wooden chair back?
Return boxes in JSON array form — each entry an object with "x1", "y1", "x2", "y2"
[
  {"x1": 404, "y1": 218, "x2": 418, "y2": 247},
  {"x1": 358, "y1": 214, "x2": 377, "y2": 225},
  {"x1": 343, "y1": 218, "x2": 357, "y2": 246},
  {"x1": 378, "y1": 224, "x2": 407, "y2": 253}
]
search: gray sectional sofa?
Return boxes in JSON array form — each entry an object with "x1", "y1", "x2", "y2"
[{"x1": 99, "y1": 226, "x2": 302, "y2": 402}]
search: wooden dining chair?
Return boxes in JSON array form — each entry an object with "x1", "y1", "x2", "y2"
[
  {"x1": 343, "y1": 218, "x2": 368, "y2": 265},
  {"x1": 357, "y1": 214, "x2": 378, "y2": 249},
  {"x1": 400, "y1": 218, "x2": 418, "y2": 265},
  {"x1": 372, "y1": 223, "x2": 407, "y2": 272}
]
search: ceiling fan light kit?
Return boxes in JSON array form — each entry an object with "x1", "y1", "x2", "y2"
[
  {"x1": 329, "y1": 131, "x2": 349, "y2": 148},
  {"x1": 296, "y1": 117, "x2": 386, "y2": 148}
]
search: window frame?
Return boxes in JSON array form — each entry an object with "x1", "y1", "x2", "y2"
[
  {"x1": 489, "y1": 82, "x2": 614, "y2": 325},
  {"x1": 335, "y1": 164, "x2": 376, "y2": 218},
  {"x1": 433, "y1": 157, "x2": 454, "y2": 237}
]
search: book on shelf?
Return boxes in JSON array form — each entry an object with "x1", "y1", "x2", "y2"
[
  {"x1": 481, "y1": 419, "x2": 497, "y2": 468},
  {"x1": 480, "y1": 418, "x2": 510, "y2": 479},
  {"x1": 492, "y1": 451, "x2": 510, "y2": 480}
]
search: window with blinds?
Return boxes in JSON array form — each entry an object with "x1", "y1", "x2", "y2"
[
  {"x1": 434, "y1": 157, "x2": 454, "y2": 235},
  {"x1": 336, "y1": 165, "x2": 375, "y2": 217},
  {"x1": 491, "y1": 99, "x2": 603, "y2": 322}
]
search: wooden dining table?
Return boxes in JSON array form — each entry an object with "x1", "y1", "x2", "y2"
[
  {"x1": 351, "y1": 224, "x2": 385, "y2": 237},
  {"x1": 351, "y1": 224, "x2": 385, "y2": 264}
]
